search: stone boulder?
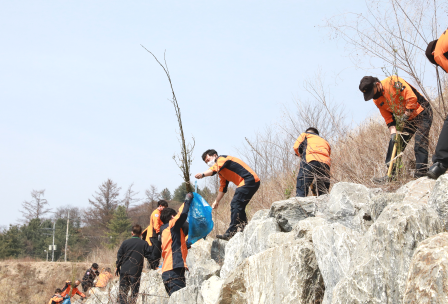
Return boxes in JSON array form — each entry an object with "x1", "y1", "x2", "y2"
[
  {"x1": 217, "y1": 239, "x2": 324, "y2": 304},
  {"x1": 186, "y1": 238, "x2": 221, "y2": 286},
  {"x1": 403, "y1": 232, "x2": 448, "y2": 303},
  {"x1": 267, "y1": 231, "x2": 295, "y2": 248},
  {"x1": 268, "y1": 197, "x2": 316, "y2": 231},
  {"x1": 220, "y1": 210, "x2": 281, "y2": 279},
  {"x1": 201, "y1": 275, "x2": 225, "y2": 304},
  {"x1": 399, "y1": 177, "x2": 437, "y2": 204},
  {"x1": 312, "y1": 223, "x2": 361, "y2": 304},
  {"x1": 368, "y1": 192, "x2": 405, "y2": 221},
  {"x1": 428, "y1": 174, "x2": 448, "y2": 230},
  {"x1": 211, "y1": 239, "x2": 227, "y2": 265},
  {"x1": 137, "y1": 270, "x2": 170, "y2": 304},
  {"x1": 293, "y1": 217, "x2": 327, "y2": 242},
  {"x1": 320, "y1": 182, "x2": 373, "y2": 233},
  {"x1": 332, "y1": 200, "x2": 443, "y2": 304},
  {"x1": 85, "y1": 283, "x2": 119, "y2": 304},
  {"x1": 168, "y1": 285, "x2": 202, "y2": 304}
]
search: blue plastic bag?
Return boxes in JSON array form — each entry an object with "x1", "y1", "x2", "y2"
[
  {"x1": 188, "y1": 192, "x2": 214, "y2": 244},
  {"x1": 62, "y1": 298, "x2": 71, "y2": 304}
]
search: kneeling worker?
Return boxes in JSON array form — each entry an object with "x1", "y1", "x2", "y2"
[
  {"x1": 160, "y1": 193, "x2": 193, "y2": 296},
  {"x1": 425, "y1": 29, "x2": 448, "y2": 179},
  {"x1": 359, "y1": 75, "x2": 433, "y2": 182},
  {"x1": 142, "y1": 200, "x2": 168, "y2": 269},
  {"x1": 195, "y1": 149, "x2": 260, "y2": 241},
  {"x1": 293, "y1": 127, "x2": 331, "y2": 197}
]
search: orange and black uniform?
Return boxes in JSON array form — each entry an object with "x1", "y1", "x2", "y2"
[
  {"x1": 293, "y1": 132, "x2": 331, "y2": 197},
  {"x1": 209, "y1": 155, "x2": 260, "y2": 235},
  {"x1": 374, "y1": 76, "x2": 432, "y2": 174},
  {"x1": 429, "y1": 29, "x2": 448, "y2": 168},
  {"x1": 81, "y1": 267, "x2": 99, "y2": 292},
  {"x1": 48, "y1": 295, "x2": 63, "y2": 304},
  {"x1": 142, "y1": 209, "x2": 163, "y2": 269},
  {"x1": 95, "y1": 272, "x2": 113, "y2": 288},
  {"x1": 160, "y1": 195, "x2": 193, "y2": 296},
  {"x1": 61, "y1": 282, "x2": 86, "y2": 299}
]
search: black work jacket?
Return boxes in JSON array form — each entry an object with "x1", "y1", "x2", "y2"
[{"x1": 116, "y1": 236, "x2": 152, "y2": 276}]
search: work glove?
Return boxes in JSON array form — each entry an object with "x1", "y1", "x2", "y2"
[
  {"x1": 115, "y1": 267, "x2": 120, "y2": 277},
  {"x1": 185, "y1": 192, "x2": 194, "y2": 203}
]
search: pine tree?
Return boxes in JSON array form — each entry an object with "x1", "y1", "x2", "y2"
[
  {"x1": 160, "y1": 188, "x2": 172, "y2": 201},
  {"x1": 107, "y1": 206, "x2": 131, "y2": 248},
  {"x1": 173, "y1": 182, "x2": 189, "y2": 202}
]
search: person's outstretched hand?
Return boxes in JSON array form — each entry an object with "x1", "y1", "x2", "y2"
[
  {"x1": 115, "y1": 268, "x2": 120, "y2": 277},
  {"x1": 194, "y1": 173, "x2": 203, "y2": 179},
  {"x1": 212, "y1": 200, "x2": 219, "y2": 209}
]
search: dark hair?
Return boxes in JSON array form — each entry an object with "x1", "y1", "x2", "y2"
[
  {"x1": 306, "y1": 127, "x2": 319, "y2": 135},
  {"x1": 105, "y1": 267, "x2": 111, "y2": 273},
  {"x1": 426, "y1": 40, "x2": 438, "y2": 65},
  {"x1": 55, "y1": 288, "x2": 62, "y2": 293},
  {"x1": 158, "y1": 200, "x2": 168, "y2": 207},
  {"x1": 132, "y1": 224, "x2": 142, "y2": 236},
  {"x1": 160, "y1": 208, "x2": 177, "y2": 224},
  {"x1": 92, "y1": 263, "x2": 99, "y2": 269},
  {"x1": 202, "y1": 149, "x2": 218, "y2": 161}
]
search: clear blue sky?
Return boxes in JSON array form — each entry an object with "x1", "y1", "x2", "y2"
[{"x1": 0, "y1": 0, "x2": 378, "y2": 226}]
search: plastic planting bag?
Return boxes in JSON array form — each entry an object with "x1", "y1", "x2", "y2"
[
  {"x1": 62, "y1": 298, "x2": 71, "y2": 304},
  {"x1": 188, "y1": 192, "x2": 214, "y2": 244}
]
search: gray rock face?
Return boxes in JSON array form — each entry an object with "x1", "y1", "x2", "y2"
[
  {"x1": 321, "y1": 182, "x2": 373, "y2": 233},
  {"x1": 186, "y1": 238, "x2": 221, "y2": 286},
  {"x1": 428, "y1": 175, "x2": 448, "y2": 230},
  {"x1": 293, "y1": 217, "x2": 327, "y2": 242},
  {"x1": 267, "y1": 231, "x2": 295, "y2": 248},
  {"x1": 217, "y1": 240, "x2": 324, "y2": 304},
  {"x1": 211, "y1": 239, "x2": 227, "y2": 265},
  {"x1": 220, "y1": 210, "x2": 281, "y2": 279},
  {"x1": 403, "y1": 232, "x2": 448, "y2": 304},
  {"x1": 312, "y1": 223, "x2": 361, "y2": 304},
  {"x1": 201, "y1": 275, "x2": 225, "y2": 304},
  {"x1": 268, "y1": 197, "x2": 316, "y2": 231},
  {"x1": 402, "y1": 177, "x2": 437, "y2": 204},
  {"x1": 368, "y1": 192, "x2": 405, "y2": 221},
  {"x1": 168, "y1": 285, "x2": 202, "y2": 304},
  {"x1": 332, "y1": 200, "x2": 443, "y2": 304}
]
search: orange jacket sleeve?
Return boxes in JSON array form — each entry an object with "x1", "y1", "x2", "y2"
[
  {"x1": 376, "y1": 100, "x2": 395, "y2": 125},
  {"x1": 435, "y1": 54, "x2": 448, "y2": 73},
  {"x1": 219, "y1": 175, "x2": 229, "y2": 193},
  {"x1": 153, "y1": 212, "x2": 162, "y2": 234},
  {"x1": 401, "y1": 84, "x2": 419, "y2": 111},
  {"x1": 293, "y1": 133, "x2": 306, "y2": 156},
  {"x1": 74, "y1": 288, "x2": 85, "y2": 297}
]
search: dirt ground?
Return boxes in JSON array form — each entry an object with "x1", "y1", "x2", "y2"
[{"x1": 0, "y1": 260, "x2": 96, "y2": 303}]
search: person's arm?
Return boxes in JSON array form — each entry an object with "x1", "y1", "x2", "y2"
[
  {"x1": 143, "y1": 241, "x2": 152, "y2": 260},
  {"x1": 195, "y1": 169, "x2": 214, "y2": 179},
  {"x1": 115, "y1": 244, "x2": 125, "y2": 276},
  {"x1": 154, "y1": 213, "x2": 162, "y2": 234},
  {"x1": 401, "y1": 85, "x2": 419, "y2": 116},
  {"x1": 212, "y1": 191, "x2": 225, "y2": 209},
  {"x1": 76, "y1": 289, "x2": 86, "y2": 298},
  {"x1": 172, "y1": 193, "x2": 194, "y2": 229},
  {"x1": 293, "y1": 134, "x2": 305, "y2": 156}
]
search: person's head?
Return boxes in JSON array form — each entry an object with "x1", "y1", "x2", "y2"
[
  {"x1": 359, "y1": 76, "x2": 382, "y2": 101},
  {"x1": 132, "y1": 224, "x2": 142, "y2": 237},
  {"x1": 105, "y1": 267, "x2": 112, "y2": 273},
  {"x1": 74, "y1": 280, "x2": 81, "y2": 287},
  {"x1": 157, "y1": 200, "x2": 168, "y2": 211},
  {"x1": 55, "y1": 288, "x2": 62, "y2": 295},
  {"x1": 306, "y1": 127, "x2": 319, "y2": 135},
  {"x1": 160, "y1": 208, "x2": 177, "y2": 224},
  {"x1": 202, "y1": 149, "x2": 218, "y2": 167},
  {"x1": 92, "y1": 263, "x2": 99, "y2": 270},
  {"x1": 426, "y1": 40, "x2": 438, "y2": 65}
]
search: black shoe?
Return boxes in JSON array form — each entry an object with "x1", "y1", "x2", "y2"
[
  {"x1": 372, "y1": 175, "x2": 390, "y2": 185},
  {"x1": 216, "y1": 234, "x2": 231, "y2": 241},
  {"x1": 414, "y1": 171, "x2": 428, "y2": 178},
  {"x1": 427, "y1": 162, "x2": 447, "y2": 179}
]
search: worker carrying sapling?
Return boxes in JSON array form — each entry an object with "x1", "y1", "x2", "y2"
[
  {"x1": 293, "y1": 127, "x2": 331, "y2": 197},
  {"x1": 195, "y1": 149, "x2": 260, "y2": 241},
  {"x1": 359, "y1": 75, "x2": 433, "y2": 183},
  {"x1": 60, "y1": 280, "x2": 86, "y2": 300},
  {"x1": 425, "y1": 28, "x2": 448, "y2": 179}
]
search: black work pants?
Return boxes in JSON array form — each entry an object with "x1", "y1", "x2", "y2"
[
  {"x1": 118, "y1": 273, "x2": 141, "y2": 304},
  {"x1": 81, "y1": 281, "x2": 93, "y2": 293},
  {"x1": 162, "y1": 268, "x2": 186, "y2": 297},
  {"x1": 296, "y1": 160, "x2": 330, "y2": 197},
  {"x1": 385, "y1": 108, "x2": 432, "y2": 173},
  {"x1": 226, "y1": 181, "x2": 260, "y2": 236},
  {"x1": 147, "y1": 237, "x2": 161, "y2": 270},
  {"x1": 433, "y1": 113, "x2": 448, "y2": 167}
]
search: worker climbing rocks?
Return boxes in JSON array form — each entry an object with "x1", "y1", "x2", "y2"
[
  {"x1": 160, "y1": 193, "x2": 193, "y2": 296},
  {"x1": 95, "y1": 268, "x2": 113, "y2": 288},
  {"x1": 81, "y1": 263, "x2": 100, "y2": 292},
  {"x1": 425, "y1": 28, "x2": 448, "y2": 179},
  {"x1": 61, "y1": 280, "x2": 86, "y2": 300},
  {"x1": 195, "y1": 149, "x2": 260, "y2": 241},
  {"x1": 359, "y1": 75, "x2": 433, "y2": 183},
  {"x1": 116, "y1": 224, "x2": 152, "y2": 304},
  {"x1": 293, "y1": 127, "x2": 331, "y2": 197},
  {"x1": 48, "y1": 288, "x2": 64, "y2": 304},
  {"x1": 141, "y1": 200, "x2": 168, "y2": 269}
]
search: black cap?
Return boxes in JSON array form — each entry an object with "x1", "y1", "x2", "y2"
[
  {"x1": 426, "y1": 40, "x2": 438, "y2": 66},
  {"x1": 359, "y1": 76, "x2": 380, "y2": 101}
]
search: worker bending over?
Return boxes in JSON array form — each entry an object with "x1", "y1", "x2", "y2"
[
  {"x1": 160, "y1": 193, "x2": 193, "y2": 296},
  {"x1": 293, "y1": 127, "x2": 331, "y2": 197},
  {"x1": 426, "y1": 28, "x2": 448, "y2": 179},
  {"x1": 81, "y1": 263, "x2": 99, "y2": 292},
  {"x1": 359, "y1": 75, "x2": 433, "y2": 183},
  {"x1": 95, "y1": 268, "x2": 113, "y2": 288},
  {"x1": 48, "y1": 288, "x2": 63, "y2": 304},
  {"x1": 61, "y1": 280, "x2": 86, "y2": 300},
  {"x1": 195, "y1": 149, "x2": 260, "y2": 241},
  {"x1": 142, "y1": 200, "x2": 168, "y2": 269}
]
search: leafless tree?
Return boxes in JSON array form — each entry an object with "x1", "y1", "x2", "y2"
[
  {"x1": 20, "y1": 189, "x2": 51, "y2": 222},
  {"x1": 144, "y1": 185, "x2": 160, "y2": 210},
  {"x1": 84, "y1": 179, "x2": 121, "y2": 231},
  {"x1": 141, "y1": 46, "x2": 195, "y2": 193},
  {"x1": 122, "y1": 183, "x2": 140, "y2": 211}
]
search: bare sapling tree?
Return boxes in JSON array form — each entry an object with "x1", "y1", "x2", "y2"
[
  {"x1": 20, "y1": 189, "x2": 51, "y2": 222},
  {"x1": 122, "y1": 183, "x2": 140, "y2": 211},
  {"x1": 141, "y1": 46, "x2": 195, "y2": 193},
  {"x1": 144, "y1": 185, "x2": 160, "y2": 210}
]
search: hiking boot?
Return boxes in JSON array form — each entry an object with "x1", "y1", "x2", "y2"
[
  {"x1": 216, "y1": 234, "x2": 232, "y2": 241},
  {"x1": 372, "y1": 175, "x2": 389, "y2": 185},
  {"x1": 414, "y1": 170, "x2": 428, "y2": 178},
  {"x1": 427, "y1": 162, "x2": 447, "y2": 179}
]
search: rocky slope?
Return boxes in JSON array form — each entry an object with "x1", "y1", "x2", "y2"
[{"x1": 85, "y1": 174, "x2": 448, "y2": 304}]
